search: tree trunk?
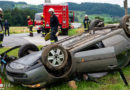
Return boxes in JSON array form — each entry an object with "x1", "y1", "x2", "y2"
[
  {"x1": 124, "y1": 0, "x2": 128, "y2": 15},
  {"x1": 45, "y1": 0, "x2": 51, "y2": 3}
]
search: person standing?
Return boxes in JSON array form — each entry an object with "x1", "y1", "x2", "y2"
[
  {"x1": 27, "y1": 16, "x2": 33, "y2": 37},
  {"x1": 48, "y1": 8, "x2": 59, "y2": 43},
  {"x1": 0, "y1": 8, "x2": 4, "y2": 48},
  {"x1": 83, "y1": 15, "x2": 90, "y2": 32},
  {"x1": 40, "y1": 15, "x2": 45, "y2": 37},
  {"x1": 4, "y1": 19, "x2": 10, "y2": 36}
]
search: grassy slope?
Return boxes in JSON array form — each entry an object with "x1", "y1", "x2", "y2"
[
  {"x1": 0, "y1": 45, "x2": 130, "y2": 90},
  {"x1": 75, "y1": 11, "x2": 120, "y2": 24}
]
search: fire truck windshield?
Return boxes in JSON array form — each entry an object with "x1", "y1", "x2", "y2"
[{"x1": 35, "y1": 13, "x2": 42, "y2": 20}]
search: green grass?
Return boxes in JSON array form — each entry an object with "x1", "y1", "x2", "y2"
[
  {"x1": 74, "y1": 11, "x2": 120, "y2": 24},
  {"x1": 0, "y1": 47, "x2": 130, "y2": 90},
  {"x1": 9, "y1": 27, "x2": 37, "y2": 34},
  {"x1": 68, "y1": 29, "x2": 77, "y2": 36}
]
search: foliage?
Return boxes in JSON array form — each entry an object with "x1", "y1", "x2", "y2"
[
  {"x1": 68, "y1": 2, "x2": 130, "y2": 17},
  {"x1": 3, "y1": 8, "x2": 36, "y2": 26}
]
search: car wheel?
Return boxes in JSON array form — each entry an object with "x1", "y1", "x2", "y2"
[
  {"x1": 120, "y1": 15, "x2": 130, "y2": 37},
  {"x1": 89, "y1": 19, "x2": 104, "y2": 30},
  {"x1": 18, "y1": 43, "x2": 39, "y2": 58},
  {"x1": 41, "y1": 44, "x2": 68, "y2": 70}
]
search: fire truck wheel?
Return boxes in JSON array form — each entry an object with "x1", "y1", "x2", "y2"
[
  {"x1": 37, "y1": 30, "x2": 41, "y2": 34},
  {"x1": 120, "y1": 15, "x2": 130, "y2": 37},
  {"x1": 18, "y1": 43, "x2": 39, "y2": 58},
  {"x1": 89, "y1": 19, "x2": 104, "y2": 30},
  {"x1": 41, "y1": 44, "x2": 68, "y2": 70},
  {"x1": 61, "y1": 29, "x2": 68, "y2": 35}
]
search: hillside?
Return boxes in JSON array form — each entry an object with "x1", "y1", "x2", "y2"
[
  {"x1": 0, "y1": 1, "x2": 129, "y2": 17},
  {"x1": 0, "y1": 1, "x2": 43, "y2": 12},
  {"x1": 68, "y1": 2, "x2": 128, "y2": 17}
]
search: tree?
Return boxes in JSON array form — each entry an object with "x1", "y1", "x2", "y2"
[
  {"x1": 124, "y1": 0, "x2": 128, "y2": 15},
  {"x1": 3, "y1": 8, "x2": 36, "y2": 26}
]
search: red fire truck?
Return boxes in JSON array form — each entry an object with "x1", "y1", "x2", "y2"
[
  {"x1": 35, "y1": 3, "x2": 74, "y2": 35},
  {"x1": 44, "y1": 3, "x2": 74, "y2": 35}
]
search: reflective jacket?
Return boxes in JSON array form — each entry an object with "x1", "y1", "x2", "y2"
[
  {"x1": 40, "y1": 18, "x2": 45, "y2": 27},
  {"x1": 28, "y1": 19, "x2": 33, "y2": 27},
  {"x1": 0, "y1": 14, "x2": 3, "y2": 31},
  {"x1": 83, "y1": 18, "x2": 90, "y2": 29}
]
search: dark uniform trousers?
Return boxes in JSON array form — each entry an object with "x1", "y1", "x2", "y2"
[
  {"x1": 51, "y1": 27, "x2": 58, "y2": 43},
  {"x1": 0, "y1": 23, "x2": 4, "y2": 45},
  {"x1": 5, "y1": 27, "x2": 10, "y2": 36},
  {"x1": 29, "y1": 26, "x2": 33, "y2": 36}
]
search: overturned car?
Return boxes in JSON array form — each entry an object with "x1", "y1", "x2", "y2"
[{"x1": 4, "y1": 15, "x2": 130, "y2": 88}]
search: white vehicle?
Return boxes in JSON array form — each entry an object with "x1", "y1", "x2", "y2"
[{"x1": 34, "y1": 13, "x2": 43, "y2": 33}]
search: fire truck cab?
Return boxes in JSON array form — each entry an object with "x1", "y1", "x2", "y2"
[
  {"x1": 34, "y1": 13, "x2": 43, "y2": 33},
  {"x1": 43, "y1": 3, "x2": 70, "y2": 35}
]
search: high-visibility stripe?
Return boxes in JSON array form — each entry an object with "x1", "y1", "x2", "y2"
[
  {"x1": 0, "y1": 41, "x2": 3, "y2": 44},
  {"x1": 0, "y1": 31, "x2": 3, "y2": 34},
  {"x1": 28, "y1": 25, "x2": 33, "y2": 27},
  {"x1": 42, "y1": 32, "x2": 45, "y2": 34},
  {"x1": 51, "y1": 40, "x2": 55, "y2": 43}
]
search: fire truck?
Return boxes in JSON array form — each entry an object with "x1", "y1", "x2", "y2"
[
  {"x1": 44, "y1": 3, "x2": 74, "y2": 35},
  {"x1": 35, "y1": 3, "x2": 74, "y2": 35}
]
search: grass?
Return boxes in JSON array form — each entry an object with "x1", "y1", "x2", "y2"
[
  {"x1": 8, "y1": 26, "x2": 84, "y2": 36},
  {"x1": 8, "y1": 26, "x2": 37, "y2": 34},
  {"x1": 68, "y1": 28, "x2": 84, "y2": 36},
  {"x1": 74, "y1": 11, "x2": 120, "y2": 24},
  {"x1": 0, "y1": 47, "x2": 130, "y2": 90}
]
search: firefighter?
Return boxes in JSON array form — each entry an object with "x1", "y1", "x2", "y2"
[
  {"x1": 0, "y1": 8, "x2": 4, "y2": 48},
  {"x1": 83, "y1": 15, "x2": 90, "y2": 32},
  {"x1": 40, "y1": 15, "x2": 45, "y2": 37},
  {"x1": 27, "y1": 16, "x2": 33, "y2": 37},
  {"x1": 48, "y1": 8, "x2": 59, "y2": 43}
]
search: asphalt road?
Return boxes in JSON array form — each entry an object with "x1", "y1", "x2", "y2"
[{"x1": 2, "y1": 33, "x2": 68, "y2": 47}]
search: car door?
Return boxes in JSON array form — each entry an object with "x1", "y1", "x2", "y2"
[{"x1": 74, "y1": 47, "x2": 118, "y2": 73}]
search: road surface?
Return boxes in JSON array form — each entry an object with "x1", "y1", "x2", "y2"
[{"x1": 3, "y1": 33, "x2": 68, "y2": 47}]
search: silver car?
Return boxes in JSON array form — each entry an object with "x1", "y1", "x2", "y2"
[{"x1": 6, "y1": 15, "x2": 130, "y2": 88}]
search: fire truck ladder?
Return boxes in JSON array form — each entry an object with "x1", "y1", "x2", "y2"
[{"x1": 62, "y1": 6, "x2": 67, "y2": 28}]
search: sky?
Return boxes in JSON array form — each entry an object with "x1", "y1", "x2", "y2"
[{"x1": 1, "y1": 0, "x2": 130, "y2": 7}]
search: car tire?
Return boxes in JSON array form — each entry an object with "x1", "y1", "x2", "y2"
[
  {"x1": 89, "y1": 19, "x2": 104, "y2": 30},
  {"x1": 120, "y1": 15, "x2": 130, "y2": 37},
  {"x1": 41, "y1": 44, "x2": 68, "y2": 70},
  {"x1": 18, "y1": 43, "x2": 39, "y2": 58}
]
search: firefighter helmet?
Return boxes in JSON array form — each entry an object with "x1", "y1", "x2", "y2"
[
  {"x1": 48, "y1": 8, "x2": 54, "y2": 12},
  {"x1": 85, "y1": 15, "x2": 88, "y2": 17},
  {"x1": 0, "y1": 8, "x2": 3, "y2": 12},
  {"x1": 27, "y1": 16, "x2": 31, "y2": 19}
]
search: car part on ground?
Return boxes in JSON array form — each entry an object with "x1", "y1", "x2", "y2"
[
  {"x1": 18, "y1": 43, "x2": 39, "y2": 58},
  {"x1": 0, "y1": 46, "x2": 20, "y2": 74}
]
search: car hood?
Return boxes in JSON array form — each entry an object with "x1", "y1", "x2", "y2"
[{"x1": 12, "y1": 51, "x2": 42, "y2": 66}]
